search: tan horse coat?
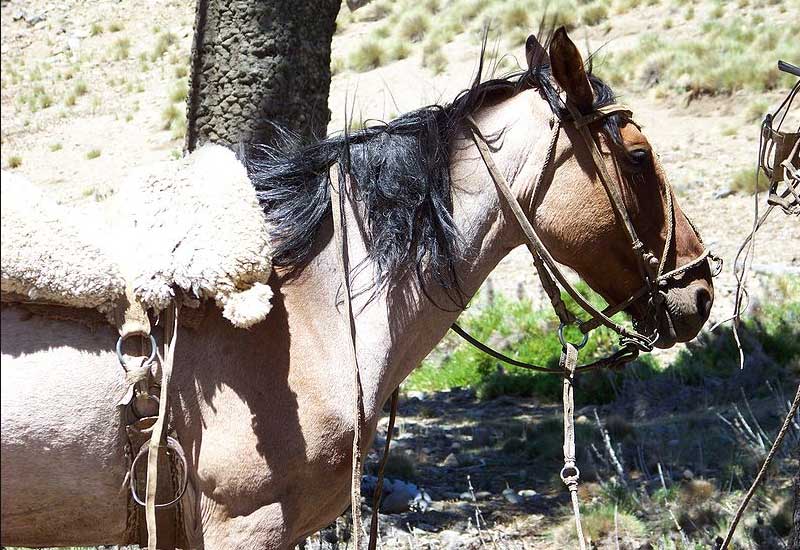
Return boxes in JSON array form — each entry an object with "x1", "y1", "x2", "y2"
[{"x1": 1, "y1": 32, "x2": 713, "y2": 549}]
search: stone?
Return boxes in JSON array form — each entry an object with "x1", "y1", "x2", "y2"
[
  {"x1": 518, "y1": 489, "x2": 538, "y2": 499},
  {"x1": 471, "y1": 427, "x2": 492, "y2": 447},
  {"x1": 502, "y1": 488, "x2": 523, "y2": 505},
  {"x1": 380, "y1": 485, "x2": 415, "y2": 514},
  {"x1": 682, "y1": 469, "x2": 695, "y2": 480},
  {"x1": 442, "y1": 453, "x2": 459, "y2": 468}
]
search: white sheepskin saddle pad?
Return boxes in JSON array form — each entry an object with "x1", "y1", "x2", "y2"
[{"x1": 1, "y1": 144, "x2": 274, "y2": 328}]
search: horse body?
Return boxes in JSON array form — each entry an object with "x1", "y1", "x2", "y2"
[
  {"x1": 0, "y1": 92, "x2": 527, "y2": 548},
  {"x1": 1, "y1": 31, "x2": 714, "y2": 549}
]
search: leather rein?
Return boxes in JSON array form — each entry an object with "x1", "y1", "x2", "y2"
[
  {"x1": 455, "y1": 101, "x2": 720, "y2": 371},
  {"x1": 448, "y1": 102, "x2": 720, "y2": 550},
  {"x1": 332, "y1": 100, "x2": 721, "y2": 550}
]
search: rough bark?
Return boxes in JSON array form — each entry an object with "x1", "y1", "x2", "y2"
[{"x1": 185, "y1": 0, "x2": 341, "y2": 151}]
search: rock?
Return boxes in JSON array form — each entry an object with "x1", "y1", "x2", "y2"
[
  {"x1": 502, "y1": 487, "x2": 523, "y2": 505},
  {"x1": 518, "y1": 489, "x2": 538, "y2": 499},
  {"x1": 442, "y1": 453, "x2": 459, "y2": 467},
  {"x1": 576, "y1": 415, "x2": 590, "y2": 425},
  {"x1": 450, "y1": 441, "x2": 462, "y2": 451},
  {"x1": 406, "y1": 390, "x2": 426, "y2": 401},
  {"x1": 471, "y1": 427, "x2": 492, "y2": 447},
  {"x1": 411, "y1": 489, "x2": 433, "y2": 512},
  {"x1": 459, "y1": 491, "x2": 473, "y2": 501},
  {"x1": 682, "y1": 468, "x2": 695, "y2": 480},
  {"x1": 474, "y1": 490, "x2": 491, "y2": 501},
  {"x1": 713, "y1": 188, "x2": 735, "y2": 200},
  {"x1": 25, "y1": 13, "x2": 46, "y2": 26},
  {"x1": 381, "y1": 485, "x2": 415, "y2": 514}
]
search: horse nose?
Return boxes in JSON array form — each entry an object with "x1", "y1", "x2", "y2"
[{"x1": 694, "y1": 286, "x2": 713, "y2": 321}]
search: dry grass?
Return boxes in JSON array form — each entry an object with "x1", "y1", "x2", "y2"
[
  {"x1": 6, "y1": 155, "x2": 22, "y2": 168},
  {"x1": 349, "y1": 41, "x2": 385, "y2": 72},
  {"x1": 398, "y1": 10, "x2": 430, "y2": 43},
  {"x1": 580, "y1": 2, "x2": 609, "y2": 26},
  {"x1": 111, "y1": 37, "x2": 131, "y2": 61},
  {"x1": 730, "y1": 167, "x2": 771, "y2": 194},
  {"x1": 152, "y1": 32, "x2": 177, "y2": 61}
]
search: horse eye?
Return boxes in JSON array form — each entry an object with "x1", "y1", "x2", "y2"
[{"x1": 629, "y1": 148, "x2": 650, "y2": 164}]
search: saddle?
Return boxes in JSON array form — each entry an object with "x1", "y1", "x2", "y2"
[{"x1": 1, "y1": 144, "x2": 274, "y2": 328}]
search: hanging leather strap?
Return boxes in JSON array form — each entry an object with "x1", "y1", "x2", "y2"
[
  {"x1": 330, "y1": 168, "x2": 366, "y2": 549},
  {"x1": 367, "y1": 389, "x2": 399, "y2": 550},
  {"x1": 465, "y1": 116, "x2": 652, "y2": 350},
  {"x1": 145, "y1": 301, "x2": 180, "y2": 549},
  {"x1": 559, "y1": 343, "x2": 587, "y2": 550}
]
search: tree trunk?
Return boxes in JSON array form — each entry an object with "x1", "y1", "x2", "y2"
[{"x1": 185, "y1": 0, "x2": 341, "y2": 152}]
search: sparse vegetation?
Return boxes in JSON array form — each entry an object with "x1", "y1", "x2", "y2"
[
  {"x1": 49, "y1": 143, "x2": 62, "y2": 152},
  {"x1": 152, "y1": 32, "x2": 178, "y2": 61},
  {"x1": 85, "y1": 149, "x2": 101, "y2": 159},
  {"x1": 580, "y1": 1, "x2": 609, "y2": 26},
  {"x1": 108, "y1": 21, "x2": 124, "y2": 33},
  {"x1": 89, "y1": 22, "x2": 103, "y2": 36},
  {"x1": 112, "y1": 37, "x2": 131, "y2": 61},
  {"x1": 349, "y1": 40, "x2": 386, "y2": 72},
  {"x1": 6, "y1": 155, "x2": 22, "y2": 168},
  {"x1": 398, "y1": 10, "x2": 430, "y2": 43},
  {"x1": 730, "y1": 167, "x2": 771, "y2": 194}
]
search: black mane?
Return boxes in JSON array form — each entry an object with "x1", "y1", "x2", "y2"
[{"x1": 241, "y1": 37, "x2": 624, "y2": 304}]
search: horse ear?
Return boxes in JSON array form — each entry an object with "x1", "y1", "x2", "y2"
[
  {"x1": 525, "y1": 34, "x2": 549, "y2": 69},
  {"x1": 548, "y1": 27, "x2": 593, "y2": 112}
]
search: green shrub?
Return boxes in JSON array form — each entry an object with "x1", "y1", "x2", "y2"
[
  {"x1": 108, "y1": 21, "x2": 124, "y2": 32},
  {"x1": 90, "y1": 22, "x2": 103, "y2": 36},
  {"x1": 6, "y1": 155, "x2": 22, "y2": 168},
  {"x1": 407, "y1": 286, "x2": 659, "y2": 405},
  {"x1": 49, "y1": 143, "x2": 62, "y2": 152},
  {"x1": 86, "y1": 149, "x2": 101, "y2": 159}
]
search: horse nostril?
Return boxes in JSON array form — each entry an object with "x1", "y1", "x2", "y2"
[{"x1": 695, "y1": 286, "x2": 712, "y2": 320}]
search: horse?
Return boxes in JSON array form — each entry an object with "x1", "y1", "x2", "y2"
[{"x1": 0, "y1": 29, "x2": 714, "y2": 549}]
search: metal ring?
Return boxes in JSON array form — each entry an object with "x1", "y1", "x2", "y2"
[
  {"x1": 558, "y1": 323, "x2": 589, "y2": 350},
  {"x1": 116, "y1": 334, "x2": 157, "y2": 370},
  {"x1": 129, "y1": 436, "x2": 189, "y2": 508},
  {"x1": 560, "y1": 464, "x2": 581, "y2": 481}
]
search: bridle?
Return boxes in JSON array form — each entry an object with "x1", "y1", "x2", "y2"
[
  {"x1": 457, "y1": 100, "x2": 721, "y2": 365},
  {"x1": 335, "y1": 98, "x2": 723, "y2": 550},
  {"x1": 450, "y1": 100, "x2": 721, "y2": 550}
]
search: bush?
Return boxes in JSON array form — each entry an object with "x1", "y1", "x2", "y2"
[
  {"x1": 398, "y1": 11, "x2": 430, "y2": 42},
  {"x1": 349, "y1": 40, "x2": 385, "y2": 72},
  {"x1": 152, "y1": 32, "x2": 177, "y2": 61},
  {"x1": 729, "y1": 167, "x2": 771, "y2": 195},
  {"x1": 85, "y1": 149, "x2": 101, "y2": 160},
  {"x1": 407, "y1": 287, "x2": 659, "y2": 405},
  {"x1": 6, "y1": 155, "x2": 22, "y2": 168},
  {"x1": 112, "y1": 37, "x2": 131, "y2": 61},
  {"x1": 580, "y1": 2, "x2": 609, "y2": 26}
]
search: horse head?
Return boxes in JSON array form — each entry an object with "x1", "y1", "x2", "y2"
[{"x1": 517, "y1": 29, "x2": 714, "y2": 349}]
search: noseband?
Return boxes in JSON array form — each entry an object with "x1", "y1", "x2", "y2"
[{"x1": 460, "y1": 100, "x2": 720, "y2": 362}]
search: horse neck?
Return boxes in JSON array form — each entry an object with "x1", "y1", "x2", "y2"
[{"x1": 317, "y1": 90, "x2": 546, "y2": 418}]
